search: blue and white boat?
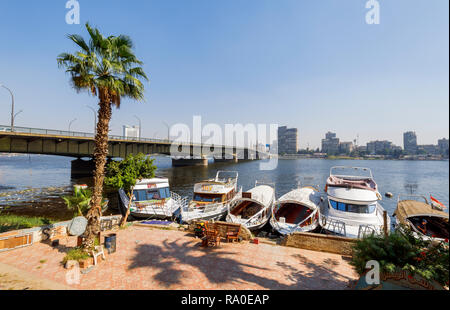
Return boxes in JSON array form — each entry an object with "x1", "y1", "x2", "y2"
[{"x1": 119, "y1": 177, "x2": 187, "y2": 220}]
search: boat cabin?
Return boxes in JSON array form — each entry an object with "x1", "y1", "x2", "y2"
[{"x1": 132, "y1": 178, "x2": 171, "y2": 204}]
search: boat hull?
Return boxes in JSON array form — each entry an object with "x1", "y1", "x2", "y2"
[
  {"x1": 270, "y1": 219, "x2": 319, "y2": 235},
  {"x1": 118, "y1": 189, "x2": 182, "y2": 220}
]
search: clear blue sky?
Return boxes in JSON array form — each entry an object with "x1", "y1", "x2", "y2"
[{"x1": 0, "y1": 0, "x2": 448, "y2": 149}]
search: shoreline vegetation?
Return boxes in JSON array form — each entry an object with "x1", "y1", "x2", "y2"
[{"x1": 0, "y1": 214, "x2": 56, "y2": 233}]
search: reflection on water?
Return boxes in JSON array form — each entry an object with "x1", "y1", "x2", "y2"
[{"x1": 0, "y1": 154, "x2": 448, "y2": 221}]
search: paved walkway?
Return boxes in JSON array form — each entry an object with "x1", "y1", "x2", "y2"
[{"x1": 0, "y1": 226, "x2": 358, "y2": 290}]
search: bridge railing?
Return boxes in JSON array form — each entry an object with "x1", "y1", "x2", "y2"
[{"x1": 0, "y1": 125, "x2": 262, "y2": 152}]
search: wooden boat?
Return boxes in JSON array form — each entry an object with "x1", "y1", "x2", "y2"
[
  {"x1": 393, "y1": 194, "x2": 449, "y2": 242},
  {"x1": 270, "y1": 186, "x2": 321, "y2": 235},
  {"x1": 180, "y1": 171, "x2": 241, "y2": 223},
  {"x1": 118, "y1": 177, "x2": 187, "y2": 220},
  {"x1": 226, "y1": 183, "x2": 275, "y2": 230}
]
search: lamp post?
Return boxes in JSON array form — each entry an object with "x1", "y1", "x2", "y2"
[
  {"x1": 0, "y1": 84, "x2": 15, "y2": 131},
  {"x1": 13, "y1": 110, "x2": 23, "y2": 127},
  {"x1": 68, "y1": 118, "x2": 77, "y2": 133},
  {"x1": 86, "y1": 106, "x2": 97, "y2": 135},
  {"x1": 162, "y1": 121, "x2": 170, "y2": 141},
  {"x1": 134, "y1": 115, "x2": 142, "y2": 140}
]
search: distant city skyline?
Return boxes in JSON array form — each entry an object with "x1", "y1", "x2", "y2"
[{"x1": 0, "y1": 0, "x2": 448, "y2": 150}]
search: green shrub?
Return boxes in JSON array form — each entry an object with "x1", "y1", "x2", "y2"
[
  {"x1": 62, "y1": 247, "x2": 90, "y2": 264},
  {"x1": 350, "y1": 227, "x2": 449, "y2": 286},
  {"x1": 0, "y1": 215, "x2": 54, "y2": 233}
]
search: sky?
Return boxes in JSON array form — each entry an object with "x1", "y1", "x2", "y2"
[{"x1": 0, "y1": 0, "x2": 448, "y2": 149}]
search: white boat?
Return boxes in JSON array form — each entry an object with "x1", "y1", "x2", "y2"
[
  {"x1": 319, "y1": 166, "x2": 390, "y2": 238},
  {"x1": 180, "y1": 171, "x2": 241, "y2": 223},
  {"x1": 118, "y1": 177, "x2": 187, "y2": 220},
  {"x1": 393, "y1": 194, "x2": 449, "y2": 242},
  {"x1": 270, "y1": 186, "x2": 321, "y2": 235},
  {"x1": 226, "y1": 182, "x2": 275, "y2": 230}
]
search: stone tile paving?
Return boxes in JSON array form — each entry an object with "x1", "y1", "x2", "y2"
[{"x1": 0, "y1": 226, "x2": 358, "y2": 290}]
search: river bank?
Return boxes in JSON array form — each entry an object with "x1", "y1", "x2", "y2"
[{"x1": 1, "y1": 154, "x2": 448, "y2": 224}]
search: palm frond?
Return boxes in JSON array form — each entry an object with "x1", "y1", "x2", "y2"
[{"x1": 58, "y1": 22, "x2": 149, "y2": 104}]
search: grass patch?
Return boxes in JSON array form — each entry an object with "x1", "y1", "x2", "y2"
[
  {"x1": 62, "y1": 247, "x2": 90, "y2": 265},
  {"x1": 0, "y1": 215, "x2": 55, "y2": 233}
]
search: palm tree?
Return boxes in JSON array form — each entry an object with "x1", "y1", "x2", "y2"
[{"x1": 57, "y1": 23, "x2": 149, "y2": 250}]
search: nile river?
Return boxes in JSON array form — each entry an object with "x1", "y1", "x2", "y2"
[{"x1": 0, "y1": 154, "x2": 448, "y2": 221}]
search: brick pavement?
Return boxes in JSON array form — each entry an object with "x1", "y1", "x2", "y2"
[{"x1": 0, "y1": 226, "x2": 358, "y2": 290}]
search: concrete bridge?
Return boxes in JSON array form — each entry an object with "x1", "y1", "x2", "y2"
[{"x1": 0, "y1": 125, "x2": 264, "y2": 176}]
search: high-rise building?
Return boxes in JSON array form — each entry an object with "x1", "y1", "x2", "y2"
[
  {"x1": 366, "y1": 140, "x2": 393, "y2": 154},
  {"x1": 277, "y1": 126, "x2": 299, "y2": 154},
  {"x1": 123, "y1": 125, "x2": 140, "y2": 139},
  {"x1": 321, "y1": 132, "x2": 340, "y2": 154},
  {"x1": 325, "y1": 132, "x2": 336, "y2": 140},
  {"x1": 438, "y1": 138, "x2": 449, "y2": 154},
  {"x1": 339, "y1": 142, "x2": 354, "y2": 154},
  {"x1": 403, "y1": 131, "x2": 417, "y2": 154},
  {"x1": 417, "y1": 145, "x2": 439, "y2": 155}
]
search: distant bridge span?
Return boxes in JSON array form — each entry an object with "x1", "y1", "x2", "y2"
[{"x1": 0, "y1": 125, "x2": 263, "y2": 162}]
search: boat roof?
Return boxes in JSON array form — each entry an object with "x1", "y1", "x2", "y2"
[
  {"x1": 394, "y1": 200, "x2": 449, "y2": 226},
  {"x1": 193, "y1": 181, "x2": 235, "y2": 194},
  {"x1": 237, "y1": 185, "x2": 274, "y2": 207},
  {"x1": 330, "y1": 166, "x2": 374, "y2": 179},
  {"x1": 133, "y1": 177, "x2": 170, "y2": 190},
  {"x1": 327, "y1": 186, "x2": 380, "y2": 203},
  {"x1": 136, "y1": 177, "x2": 169, "y2": 185},
  {"x1": 327, "y1": 175, "x2": 378, "y2": 192},
  {"x1": 276, "y1": 187, "x2": 321, "y2": 210}
]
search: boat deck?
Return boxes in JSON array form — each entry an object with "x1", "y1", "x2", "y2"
[
  {"x1": 275, "y1": 203, "x2": 311, "y2": 225},
  {"x1": 231, "y1": 201, "x2": 263, "y2": 219}
]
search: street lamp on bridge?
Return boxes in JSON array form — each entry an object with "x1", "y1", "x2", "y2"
[
  {"x1": 134, "y1": 115, "x2": 142, "y2": 140},
  {"x1": 13, "y1": 110, "x2": 23, "y2": 126},
  {"x1": 86, "y1": 106, "x2": 97, "y2": 135},
  {"x1": 68, "y1": 118, "x2": 77, "y2": 133},
  {"x1": 0, "y1": 84, "x2": 15, "y2": 131},
  {"x1": 162, "y1": 121, "x2": 170, "y2": 141}
]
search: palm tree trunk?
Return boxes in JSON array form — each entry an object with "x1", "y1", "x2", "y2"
[
  {"x1": 82, "y1": 91, "x2": 112, "y2": 251},
  {"x1": 120, "y1": 191, "x2": 134, "y2": 228}
]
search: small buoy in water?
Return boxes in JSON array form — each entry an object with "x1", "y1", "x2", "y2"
[{"x1": 385, "y1": 192, "x2": 393, "y2": 198}]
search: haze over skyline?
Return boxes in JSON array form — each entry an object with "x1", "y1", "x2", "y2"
[{"x1": 0, "y1": 0, "x2": 448, "y2": 149}]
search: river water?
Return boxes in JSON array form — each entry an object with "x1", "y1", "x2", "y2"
[{"x1": 0, "y1": 154, "x2": 448, "y2": 221}]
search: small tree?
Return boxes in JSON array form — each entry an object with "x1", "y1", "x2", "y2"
[
  {"x1": 62, "y1": 186, "x2": 109, "y2": 217},
  {"x1": 62, "y1": 187, "x2": 92, "y2": 217},
  {"x1": 105, "y1": 153, "x2": 157, "y2": 227}
]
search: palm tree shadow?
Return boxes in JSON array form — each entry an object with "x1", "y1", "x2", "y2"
[
  {"x1": 274, "y1": 254, "x2": 354, "y2": 289},
  {"x1": 128, "y1": 238, "x2": 294, "y2": 289}
]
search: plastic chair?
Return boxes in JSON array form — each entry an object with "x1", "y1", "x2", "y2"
[{"x1": 92, "y1": 246, "x2": 106, "y2": 265}]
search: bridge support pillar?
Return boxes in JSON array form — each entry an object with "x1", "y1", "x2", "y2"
[
  {"x1": 171, "y1": 157, "x2": 208, "y2": 167},
  {"x1": 71, "y1": 158, "x2": 95, "y2": 178},
  {"x1": 214, "y1": 153, "x2": 238, "y2": 163}
]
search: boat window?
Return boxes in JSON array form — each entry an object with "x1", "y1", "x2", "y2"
[
  {"x1": 329, "y1": 199, "x2": 376, "y2": 214},
  {"x1": 132, "y1": 188, "x2": 170, "y2": 201},
  {"x1": 193, "y1": 193, "x2": 223, "y2": 203}
]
